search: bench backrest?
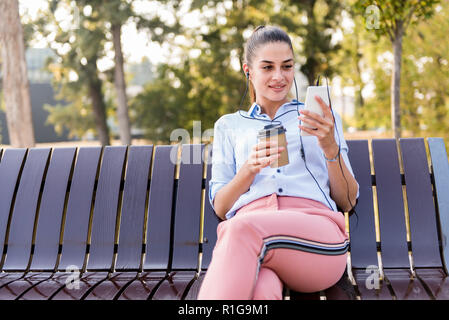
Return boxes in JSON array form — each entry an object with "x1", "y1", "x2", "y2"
[
  {"x1": 347, "y1": 138, "x2": 449, "y2": 274},
  {"x1": 0, "y1": 145, "x2": 205, "y2": 273},
  {"x1": 0, "y1": 138, "x2": 448, "y2": 276}
]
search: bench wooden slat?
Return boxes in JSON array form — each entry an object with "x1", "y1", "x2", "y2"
[
  {"x1": 31, "y1": 148, "x2": 76, "y2": 271},
  {"x1": 84, "y1": 271, "x2": 139, "y2": 300},
  {"x1": 19, "y1": 148, "x2": 103, "y2": 299},
  {"x1": 84, "y1": 146, "x2": 155, "y2": 299},
  {"x1": 0, "y1": 272, "x2": 49, "y2": 299},
  {"x1": 116, "y1": 271, "x2": 167, "y2": 300},
  {"x1": 84, "y1": 147, "x2": 154, "y2": 298},
  {"x1": 3, "y1": 148, "x2": 51, "y2": 271},
  {"x1": 152, "y1": 271, "x2": 196, "y2": 300},
  {"x1": 116, "y1": 146, "x2": 176, "y2": 298},
  {"x1": 353, "y1": 269, "x2": 393, "y2": 300},
  {"x1": 383, "y1": 269, "x2": 431, "y2": 299},
  {"x1": 116, "y1": 146, "x2": 153, "y2": 270},
  {"x1": 346, "y1": 140, "x2": 378, "y2": 268},
  {"x1": 183, "y1": 150, "x2": 221, "y2": 300},
  {"x1": 58, "y1": 147, "x2": 102, "y2": 271},
  {"x1": 18, "y1": 272, "x2": 70, "y2": 300},
  {"x1": 171, "y1": 144, "x2": 203, "y2": 270},
  {"x1": 151, "y1": 144, "x2": 204, "y2": 300},
  {"x1": 50, "y1": 271, "x2": 109, "y2": 300},
  {"x1": 400, "y1": 138, "x2": 441, "y2": 268},
  {"x1": 415, "y1": 268, "x2": 449, "y2": 299},
  {"x1": 428, "y1": 137, "x2": 449, "y2": 274},
  {"x1": 88, "y1": 146, "x2": 127, "y2": 270},
  {"x1": 184, "y1": 272, "x2": 206, "y2": 300},
  {"x1": 0, "y1": 148, "x2": 27, "y2": 266},
  {"x1": 324, "y1": 282, "x2": 352, "y2": 300},
  {"x1": 0, "y1": 273, "x2": 26, "y2": 287},
  {"x1": 144, "y1": 145, "x2": 176, "y2": 270},
  {"x1": 3, "y1": 149, "x2": 77, "y2": 300},
  {"x1": 372, "y1": 139, "x2": 409, "y2": 268}
]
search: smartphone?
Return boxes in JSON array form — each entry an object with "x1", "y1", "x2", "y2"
[{"x1": 300, "y1": 85, "x2": 331, "y2": 136}]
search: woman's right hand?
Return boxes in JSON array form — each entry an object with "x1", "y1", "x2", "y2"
[
  {"x1": 244, "y1": 140, "x2": 286, "y2": 175},
  {"x1": 213, "y1": 140, "x2": 285, "y2": 220}
]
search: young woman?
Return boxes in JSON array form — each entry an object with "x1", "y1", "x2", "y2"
[{"x1": 198, "y1": 25, "x2": 359, "y2": 300}]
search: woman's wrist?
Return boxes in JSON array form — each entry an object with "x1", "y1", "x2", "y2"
[
  {"x1": 323, "y1": 144, "x2": 340, "y2": 161},
  {"x1": 241, "y1": 160, "x2": 258, "y2": 178}
]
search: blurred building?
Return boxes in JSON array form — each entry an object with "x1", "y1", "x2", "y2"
[
  {"x1": 0, "y1": 47, "x2": 71, "y2": 145},
  {"x1": 0, "y1": 49, "x2": 154, "y2": 145}
]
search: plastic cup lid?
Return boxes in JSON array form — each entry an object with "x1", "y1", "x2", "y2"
[{"x1": 258, "y1": 123, "x2": 286, "y2": 138}]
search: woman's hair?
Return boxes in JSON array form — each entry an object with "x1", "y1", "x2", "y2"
[{"x1": 244, "y1": 25, "x2": 294, "y2": 103}]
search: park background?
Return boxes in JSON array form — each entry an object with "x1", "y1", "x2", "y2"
[{"x1": 0, "y1": 0, "x2": 448, "y2": 150}]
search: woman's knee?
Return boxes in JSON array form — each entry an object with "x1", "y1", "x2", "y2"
[
  {"x1": 268, "y1": 249, "x2": 348, "y2": 293},
  {"x1": 217, "y1": 215, "x2": 259, "y2": 243},
  {"x1": 252, "y1": 267, "x2": 283, "y2": 300}
]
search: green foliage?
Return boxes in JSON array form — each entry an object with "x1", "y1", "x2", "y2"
[
  {"x1": 20, "y1": 0, "x2": 449, "y2": 147},
  {"x1": 400, "y1": 2, "x2": 449, "y2": 139},
  {"x1": 27, "y1": 0, "x2": 170, "y2": 142},
  {"x1": 132, "y1": 0, "x2": 346, "y2": 142},
  {"x1": 44, "y1": 102, "x2": 96, "y2": 139},
  {"x1": 347, "y1": 0, "x2": 449, "y2": 141},
  {"x1": 28, "y1": 0, "x2": 109, "y2": 140},
  {"x1": 131, "y1": 56, "x2": 243, "y2": 143},
  {"x1": 283, "y1": 0, "x2": 345, "y2": 84},
  {"x1": 353, "y1": 0, "x2": 440, "y2": 40}
]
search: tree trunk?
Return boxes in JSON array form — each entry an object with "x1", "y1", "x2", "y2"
[
  {"x1": 304, "y1": 0, "x2": 318, "y2": 86},
  {"x1": 354, "y1": 30, "x2": 365, "y2": 108},
  {"x1": 111, "y1": 23, "x2": 132, "y2": 145},
  {"x1": 391, "y1": 20, "x2": 404, "y2": 139},
  {"x1": 0, "y1": 0, "x2": 35, "y2": 147},
  {"x1": 86, "y1": 61, "x2": 110, "y2": 146}
]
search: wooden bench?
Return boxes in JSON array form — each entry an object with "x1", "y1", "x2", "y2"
[{"x1": 0, "y1": 138, "x2": 448, "y2": 300}]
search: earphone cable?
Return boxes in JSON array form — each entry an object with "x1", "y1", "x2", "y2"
[
  {"x1": 295, "y1": 77, "x2": 334, "y2": 211},
  {"x1": 237, "y1": 74, "x2": 358, "y2": 216},
  {"x1": 325, "y1": 77, "x2": 359, "y2": 221}
]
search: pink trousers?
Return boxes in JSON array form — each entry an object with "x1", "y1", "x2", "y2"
[{"x1": 197, "y1": 193, "x2": 349, "y2": 300}]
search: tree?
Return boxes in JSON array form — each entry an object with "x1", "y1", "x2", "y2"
[
  {"x1": 283, "y1": 0, "x2": 344, "y2": 85},
  {"x1": 400, "y1": 2, "x2": 449, "y2": 141},
  {"x1": 132, "y1": 0, "x2": 273, "y2": 143},
  {"x1": 355, "y1": 0, "x2": 439, "y2": 138},
  {"x1": 0, "y1": 0, "x2": 35, "y2": 147},
  {"x1": 28, "y1": 0, "x2": 183, "y2": 145},
  {"x1": 32, "y1": 0, "x2": 111, "y2": 145},
  {"x1": 131, "y1": 0, "x2": 348, "y2": 143},
  {"x1": 78, "y1": 0, "x2": 135, "y2": 145}
]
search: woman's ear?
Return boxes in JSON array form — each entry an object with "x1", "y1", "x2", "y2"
[{"x1": 242, "y1": 63, "x2": 250, "y2": 79}]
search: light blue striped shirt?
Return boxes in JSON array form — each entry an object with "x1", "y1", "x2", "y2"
[{"x1": 209, "y1": 99, "x2": 359, "y2": 220}]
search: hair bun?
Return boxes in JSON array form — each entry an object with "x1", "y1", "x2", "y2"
[{"x1": 254, "y1": 25, "x2": 265, "y2": 33}]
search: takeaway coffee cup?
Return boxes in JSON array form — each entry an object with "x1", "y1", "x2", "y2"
[{"x1": 257, "y1": 124, "x2": 289, "y2": 168}]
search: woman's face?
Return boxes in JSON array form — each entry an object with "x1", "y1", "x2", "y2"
[{"x1": 246, "y1": 41, "x2": 295, "y2": 108}]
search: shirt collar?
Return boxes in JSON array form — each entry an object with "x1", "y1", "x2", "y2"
[{"x1": 247, "y1": 99, "x2": 302, "y2": 117}]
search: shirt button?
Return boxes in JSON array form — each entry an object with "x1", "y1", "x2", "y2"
[
  {"x1": 278, "y1": 188, "x2": 283, "y2": 193},
  {"x1": 277, "y1": 169, "x2": 281, "y2": 173}
]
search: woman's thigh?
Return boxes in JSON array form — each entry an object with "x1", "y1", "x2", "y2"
[
  {"x1": 233, "y1": 209, "x2": 348, "y2": 292},
  {"x1": 264, "y1": 248, "x2": 347, "y2": 293}
]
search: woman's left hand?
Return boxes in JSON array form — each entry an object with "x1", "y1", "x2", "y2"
[{"x1": 298, "y1": 96, "x2": 339, "y2": 159}]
